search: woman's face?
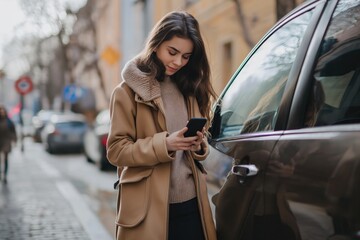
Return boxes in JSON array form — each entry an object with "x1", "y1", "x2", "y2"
[{"x1": 155, "y1": 36, "x2": 193, "y2": 76}]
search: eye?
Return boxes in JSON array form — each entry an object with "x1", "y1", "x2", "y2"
[
  {"x1": 183, "y1": 55, "x2": 191, "y2": 60},
  {"x1": 169, "y1": 50, "x2": 176, "y2": 56}
]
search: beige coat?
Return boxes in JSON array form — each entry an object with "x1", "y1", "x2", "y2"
[{"x1": 107, "y1": 60, "x2": 216, "y2": 240}]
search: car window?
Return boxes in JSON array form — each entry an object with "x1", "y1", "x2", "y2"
[
  {"x1": 56, "y1": 121, "x2": 86, "y2": 130},
  {"x1": 217, "y1": 9, "x2": 315, "y2": 138},
  {"x1": 306, "y1": 0, "x2": 360, "y2": 127}
]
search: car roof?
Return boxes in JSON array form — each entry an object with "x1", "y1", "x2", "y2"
[
  {"x1": 50, "y1": 113, "x2": 86, "y2": 123},
  {"x1": 36, "y1": 110, "x2": 61, "y2": 119},
  {"x1": 95, "y1": 109, "x2": 110, "y2": 125}
]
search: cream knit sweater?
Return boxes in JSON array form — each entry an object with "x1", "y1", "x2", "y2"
[{"x1": 160, "y1": 76, "x2": 196, "y2": 203}]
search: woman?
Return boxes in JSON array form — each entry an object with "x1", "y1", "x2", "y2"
[
  {"x1": 107, "y1": 11, "x2": 217, "y2": 240},
  {"x1": 0, "y1": 105, "x2": 17, "y2": 184}
]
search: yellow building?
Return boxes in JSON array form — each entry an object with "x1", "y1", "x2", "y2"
[{"x1": 70, "y1": 0, "x2": 122, "y2": 112}]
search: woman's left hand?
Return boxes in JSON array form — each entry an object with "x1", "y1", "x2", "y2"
[{"x1": 189, "y1": 127, "x2": 205, "y2": 152}]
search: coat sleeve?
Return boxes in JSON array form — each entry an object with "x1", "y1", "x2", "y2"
[
  {"x1": 107, "y1": 83, "x2": 174, "y2": 168},
  {"x1": 7, "y1": 118, "x2": 17, "y2": 142}
]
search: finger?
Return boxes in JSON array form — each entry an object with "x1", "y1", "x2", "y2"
[
  {"x1": 192, "y1": 138, "x2": 202, "y2": 145},
  {"x1": 177, "y1": 141, "x2": 196, "y2": 148},
  {"x1": 179, "y1": 144, "x2": 196, "y2": 151},
  {"x1": 196, "y1": 130, "x2": 203, "y2": 138},
  {"x1": 184, "y1": 136, "x2": 198, "y2": 142},
  {"x1": 178, "y1": 127, "x2": 188, "y2": 136}
]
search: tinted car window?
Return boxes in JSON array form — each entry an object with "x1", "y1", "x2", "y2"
[
  {"x1": 307, "y1": 0, "x2": 360, "y2": 127},
  {"x1": 218, "y1": 10, "x2": 314, "y2": 138}
]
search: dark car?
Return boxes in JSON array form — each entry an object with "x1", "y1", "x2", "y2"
[
  {"x1": 83, "y1": 109, "x2": 114, "y2": 171},
  {"x1": 41, "y1": 113, "x2": 87, "y2": 154},
  {"x1": 206, "y1": 0, "x2": 360, "y2": 239}
]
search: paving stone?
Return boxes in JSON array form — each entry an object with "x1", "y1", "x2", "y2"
[{"x1": 0, "y1": 149, "x2": 91, "y2": 240}]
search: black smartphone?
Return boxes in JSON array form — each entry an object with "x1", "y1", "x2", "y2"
[{"x1": 184, "y1": 117, "x2": 207, "y2": 137}]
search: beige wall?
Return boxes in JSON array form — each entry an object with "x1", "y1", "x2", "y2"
[{"x1": 96, "y1": 0, "x2": 121, "y2": 103}]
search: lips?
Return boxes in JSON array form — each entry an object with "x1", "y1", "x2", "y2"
[{"x1": 167, "y1": 66, "x2": 179, "y2": 73}]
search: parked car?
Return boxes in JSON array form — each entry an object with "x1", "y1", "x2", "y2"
[
  {"x1": 41, "y1": 113, "x2": 87, "y2": 154},
  {"x1": 32, "y1": 110, "x2": 61, "y2": 142},
  {"x1": 83, "y1": 109, "x2": 114, "y2": 171},
  {"x1": 206, "y1": 0, "x2": 360, "y2": 239}
]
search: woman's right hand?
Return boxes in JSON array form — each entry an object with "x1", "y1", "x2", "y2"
[{"x1": 166, "y1": 127, "x2": 200, "y2": 152}]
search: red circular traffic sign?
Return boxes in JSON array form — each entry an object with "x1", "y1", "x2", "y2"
[{"x1": 15, "y1": 76, "x2": 33, "y2": 95}]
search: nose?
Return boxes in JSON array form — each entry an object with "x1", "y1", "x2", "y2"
[{"x1": 173, "y1": 55, "x2": 182, "y2": 66}]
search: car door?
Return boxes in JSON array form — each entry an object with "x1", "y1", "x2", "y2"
[
  {"x1": 268, "y1": 1, "x2": 360, "y2": 239},
  {"x1": 208, "y1": 1, "x2": 327, "y2": 240}
]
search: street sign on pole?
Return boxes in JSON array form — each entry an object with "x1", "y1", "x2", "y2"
[
  {"x1": 101, "y1": 46, "x2": 120, "y2": 65},
  {"x1": 63, "y1": 84, "x2": 83, "y2": 103},
  {"x1": 15, "y1": 76, "x2": 33, "y2": 95},
  {"x1": 14, "y1": 75, "x2": 33, "y2": 153}
]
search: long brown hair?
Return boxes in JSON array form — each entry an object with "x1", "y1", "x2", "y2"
[{"x1": 137, "y1": 11, "x2": 217, "y2": 121}]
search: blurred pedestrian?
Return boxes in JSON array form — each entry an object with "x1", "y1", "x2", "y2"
[
  {"x1": 107, "y1": 11, "x2": 217, "y2": 240},
  {"x1": 0, "y1": 104, "x2": 17, "y2": 183}
]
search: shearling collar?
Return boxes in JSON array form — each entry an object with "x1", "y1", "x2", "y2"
[{"x1": 121, "y1": 58, "x2": 161, "y2": 102}]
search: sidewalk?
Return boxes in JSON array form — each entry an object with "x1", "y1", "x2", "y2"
[{"x1": 0, "y1": 143, "x2": 112, "y2": 240}]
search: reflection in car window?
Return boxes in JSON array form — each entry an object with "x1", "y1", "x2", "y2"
[
  {"x1": 218, "y1": 9, "x2": 314, "y2": 137},
  {"x1": 308, "y1": 0, "x2": 360, "y2": 127}
]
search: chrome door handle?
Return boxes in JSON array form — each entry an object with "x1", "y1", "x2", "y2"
[{"x1": 231, "y1": 164, "x2": 258, "y2": 177}]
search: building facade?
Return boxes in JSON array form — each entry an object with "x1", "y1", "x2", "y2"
[{"x1": 70, "y1": 0, "x2": 304, "y2": 115}]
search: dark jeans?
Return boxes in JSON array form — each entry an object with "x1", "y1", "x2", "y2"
[{"x1": 168, "y1": 197, "x2": 205, "y2": 240}]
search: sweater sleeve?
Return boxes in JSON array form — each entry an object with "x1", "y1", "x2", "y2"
[
  {"x1": 107, "y1": 83, "x2": 174, "y2": 168},
  {"x1": 191, "y1": 137, "x2": 209, "y2": 161}
]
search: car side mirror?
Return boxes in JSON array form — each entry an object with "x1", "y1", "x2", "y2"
[{"x1": 209, "y1": 104, "x2": 221, "y2": 139}]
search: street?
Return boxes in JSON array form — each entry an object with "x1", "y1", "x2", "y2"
[
  {"x1": 0, "y1": 136, "x2": 219, "y2": 240},
  {"x1": 0, "y1": 137, "x2": 116, "y2": 240}
]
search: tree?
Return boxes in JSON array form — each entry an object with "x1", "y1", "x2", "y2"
[
  {"x1": 232, "y1": 0, "x2": 302, "y2": 49},
  {"x1": 1, "y1": 0, "x2": 86, "y2": 111},
  {"x1": 70, "y1": 0, "x2": 110, "y2": 104},
  {"x1": 276, "y1": 0, "x2": 297, "y2": 20},
  {"x1": 232, "y1": 0, "x2": 256, "y2": 48}
]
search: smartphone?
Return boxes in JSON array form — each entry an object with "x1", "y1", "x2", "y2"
[{"x1": 184, "y1": 117, "x2": 207, "y2": 137}]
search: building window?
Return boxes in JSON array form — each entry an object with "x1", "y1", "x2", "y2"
[
  {"x1": 185, "y1": 0, "x2": 199, "y2": 8},
  {"x1": 223, "y1": 41, "x2": 233, "y2": 85}
]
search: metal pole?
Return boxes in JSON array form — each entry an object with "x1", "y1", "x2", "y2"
[{"x1": 19, "y1": 95, "x2": 24, "y2": 153}]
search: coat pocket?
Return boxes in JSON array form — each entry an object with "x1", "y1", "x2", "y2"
[{"x1": 116, "y1": 167, "x2": 153, "y2": 228}]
